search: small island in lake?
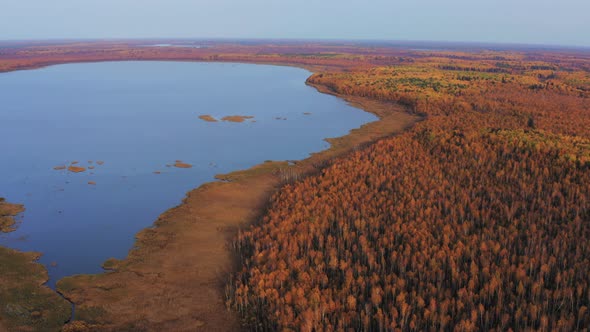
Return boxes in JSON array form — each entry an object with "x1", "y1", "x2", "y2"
[
  {"x1": 199, "y1": 114, "x2": 254, "y2": 123},
  {"x1": 221, "y1": 115, "x2": 254, "y2": 122},
  {"x1": 0, "y1": 198, "x2": 25, "y2": 233},
  {"x1": 67, "y1": 165, "x2": 86, "y2": 173},
  {"x1": 173, "y1": 160, "x2": 193, "y2": 168},
  {"x1": 198, "y1": 114, "x2": 218, "y2": 122}
]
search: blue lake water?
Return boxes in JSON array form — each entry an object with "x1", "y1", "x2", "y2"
[{"x1": 0, "y1": 61, "x2": 376, "y2": 287}]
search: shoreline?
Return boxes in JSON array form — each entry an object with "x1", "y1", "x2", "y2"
[{"x1": 0, "y1": 51, "x2": 420, "y2": 330}]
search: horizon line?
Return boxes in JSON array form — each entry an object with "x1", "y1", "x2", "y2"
[{"x1": 1, "y1": 37, "x2": 589, "y2": 51}]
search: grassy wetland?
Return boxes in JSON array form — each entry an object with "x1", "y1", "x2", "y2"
[{"x1": 0, "y1": 199, "x2": 70, "y2": 332}]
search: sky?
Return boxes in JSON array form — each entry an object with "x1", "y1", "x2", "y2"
[{"x1": 1, "y1": 0, "x2": 589, "y2": 47}]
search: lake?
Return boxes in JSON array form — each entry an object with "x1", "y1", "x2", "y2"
[{"x1": 0, "y1": 61, "x2": 376, "y2": 287}]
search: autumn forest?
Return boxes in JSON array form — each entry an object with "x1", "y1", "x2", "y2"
[
  {"x1": 0, "y1": 41, "x2": 589, "y2": 331},
  {"x1": 227, "y1": 44, "x2": 590, "y2": 331}
]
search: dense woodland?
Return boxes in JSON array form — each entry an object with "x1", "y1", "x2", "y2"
[{"x1": 229, "y1": 50, "x2": 590, "y2": 331}]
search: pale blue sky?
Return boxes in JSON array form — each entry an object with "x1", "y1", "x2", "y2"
[{"x1": 1, "y1": 0, "x2": 589, "y2": 47}]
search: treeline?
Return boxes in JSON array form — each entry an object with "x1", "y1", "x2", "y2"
[
  {"x1": 439, "y1": 65, "x2": 510, "y2": 74},
  {"x1": 229, "y1": 53, "x2": 590, "y2": 331}
]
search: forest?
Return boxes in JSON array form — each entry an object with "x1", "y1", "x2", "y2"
[{"x1": 229, "y1": 47, "x2": 590, "y2": 331}]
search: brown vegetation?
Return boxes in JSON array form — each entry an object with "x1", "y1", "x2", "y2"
[
  {"x1": 0, "y1": 199, "x2": 25, "y2": 233},
  {"x1": 221, "y1": 115, "x2": 255, "y2": 123},
  {"x1": 0, "y1": 247, "x2": 71, "y2": 332},
  {"x1": 67, "y1": 166, "x2": 86, "y2": 173},
  {"x1": 0, "y1": 199, "x2": 70, "y2": 332},
  {"x1": 173, "y1": 161, "x2": 193, "y2": 168},
  {"x1": 199, "y1": 114, "x2": 218, "y2": 122}
]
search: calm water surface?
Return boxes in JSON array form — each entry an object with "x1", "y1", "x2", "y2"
[{"x1": 0, "y1": 61, "x2": 376, "y2": 287}]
